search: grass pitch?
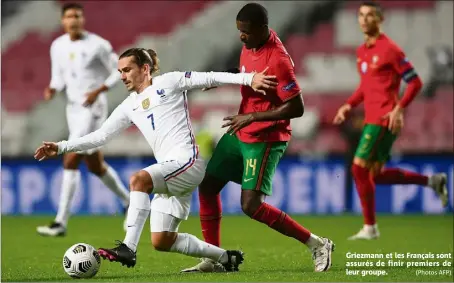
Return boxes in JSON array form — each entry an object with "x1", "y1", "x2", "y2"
[{"x1": 2, "y1": 215, "x2": 453, "y2": 282}]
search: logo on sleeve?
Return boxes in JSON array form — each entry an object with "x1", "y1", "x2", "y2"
[
  {"x1": 282, "y1": 81, "x2": 297, "y2": 92},
  {"x1": 184, "y1": 71, "x2": 192, "y2": 78},
  {"x1": 399, "y1": 57, "x2": 409, "y2": 66}
]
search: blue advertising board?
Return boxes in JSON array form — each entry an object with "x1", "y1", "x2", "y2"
[{"x1": 1, "y1": 155, "x2": 452, "y2": 215}]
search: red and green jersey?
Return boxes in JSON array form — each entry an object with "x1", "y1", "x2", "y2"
[
  {"x1": 238, "y1": 29, "x2": 301, "y2": 143},
  {"x1": 347, "y1": 33, "x2": 420, "y2": 126}
]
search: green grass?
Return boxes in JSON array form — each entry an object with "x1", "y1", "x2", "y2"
[{"x1": 2, "y1": 215, "x2": 453, "y2": 282}]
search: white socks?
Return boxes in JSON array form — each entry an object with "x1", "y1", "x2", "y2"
[
  {"x1": 123, "y1": 191, "x2": 150, "y2": 252},
  {"x1": 305, "y1": 233, "x2": 324, "y2": 249},
  {"x1": 364, "y1": 224, "x2": 378, "y2": 233},
  {"x1": 55, "y1": 169, "x2": 81, "y2": 227},
  {"x1": 170, "y1": 233, "x2": 228, "y2": 263},
  {"x1": 100, "y1": 164, "x2": 130, "y2": 207}
]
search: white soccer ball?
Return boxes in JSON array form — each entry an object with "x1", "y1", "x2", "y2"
[{"x1": 63, "y1": 243, "x2": 101, "y2": 278}]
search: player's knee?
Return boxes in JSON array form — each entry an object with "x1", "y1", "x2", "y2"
[
  {"x1": 241, "y1": 198, "x2": 262, "y2": 217},
  {"x1": 198, "y1": 173, "x2": 225, "y2": 195},
  {"x1": 353, "y1": 157, "x2": 369, "y2": 168},
  {"x1": 370, "y1": 163, "x2": 384, "y2": 177},
  {"x1": 86, "y1": 162, "x2": 105, "y2": 177},
  {"x1": 129, "y1": 171, "x2": 152, "y2": 193},
  {"x1": 151, "y1": 232, "x2": 176, "y2": 252},
  {"x1": 63, "y1": 153, "x2": 82, "y2": 169}
]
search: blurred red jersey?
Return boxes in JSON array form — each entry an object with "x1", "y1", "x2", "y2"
[
  {"x1": 348, "y1": 34, "x2": 419, "y2": 126},
  {"x1": 237, "y1": 29, "x2": 301, "y2": 143}
]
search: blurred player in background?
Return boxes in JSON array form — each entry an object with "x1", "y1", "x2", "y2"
[
  {"x1": 36, "y1": 3, "x2": 130, "y2": 237},
  {"x1": 183, "y1": 3, "x2": 334, "y2": 273},
  {"x1": 34, "y1": 47, "x2": 278, "y2": 270},
  {"x1": 333, "y1": 1, "x2": 448, "y2": 240}
]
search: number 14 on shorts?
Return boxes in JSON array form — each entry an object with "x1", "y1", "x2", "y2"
[{"x1": 244, "y1": 158, "x2": 257, "y2": 181}]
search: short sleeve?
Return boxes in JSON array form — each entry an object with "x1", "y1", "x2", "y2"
[{"x1": 273, "y1": 53, "x2": 301, "y2": 102}]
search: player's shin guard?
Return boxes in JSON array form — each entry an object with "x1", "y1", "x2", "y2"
[
  {"x1": 252, "y1": 202, "x2": 312, "y2": 244},
  {"x1": 55, "y1": 169, "x2": 81, "y2": 226},
  {"x1": 374, "y1": 168, "x2": 428, "y2": 186},
  {"x1": 352, "y1": 164, "x2": 376, "y2": 225},
  {"x1": 199, "y1": 192, "x2": 222, "y2": 247},
  {"x1": 123, "y1": 191, "x2": 150, "y2": 252}
]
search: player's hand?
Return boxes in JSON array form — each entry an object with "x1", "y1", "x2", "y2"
[
  {"x1": 251, "y1": 67, "x2": 278, "y2": 95},
  {"x1": 34, "y1": 142, "x2": 59, "y2": 161},
  {"x1": 44, "y1": 87, "x2": 56, "y2": 101},
  {"x1": 83, "y1": 89, "x2": 101, "y2": 107},
  {"x1": 382, "y1": 106, "x2": 404, "y2": 134},
  {"x1": 222, "y1": 113, "x2": 255, "y2": 135},
  {"x1": 333, "y1": 104, "x2": 352, "y2": 125}
]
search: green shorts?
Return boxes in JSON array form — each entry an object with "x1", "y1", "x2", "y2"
[
  {"x1": 355, "y1": 124, "x2": 398, "y2": 163},
  {"x1": 206, "y1": 134, "x2": 287, "y2": 196}
]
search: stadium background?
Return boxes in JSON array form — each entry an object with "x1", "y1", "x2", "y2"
[{"x1": 1, "y1": 0, "x2": 453, "y2": 216}]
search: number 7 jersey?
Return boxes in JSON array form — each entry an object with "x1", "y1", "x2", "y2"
[
  {"x1": 57, "y1": 71, "x2": 254, "y2": 162},
  {"x1": 111, "y1": 72, "x2": 200, "y2": 162}
]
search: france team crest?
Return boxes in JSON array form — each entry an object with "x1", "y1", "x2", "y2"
[{"x1": 142, "y1": 98, "x2": 150, "y2": 110}]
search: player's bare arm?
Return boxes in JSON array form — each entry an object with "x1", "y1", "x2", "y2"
[{"x1": 222, "y1": 93, "x2": 303, "y2": 134}]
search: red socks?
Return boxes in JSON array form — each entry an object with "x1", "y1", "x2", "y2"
[
  {"x1": 352, "y1": 164, "x2": 376, "y2": 225},
  {"x1": 252, "y1": 202, "x2": 311, "y2": 244},
  {"x1": 199, "y1": 192, "x2": 222, "y2": 247},
  {"x1": 375, "y1": 168, "x2": 429, "y2": 186}
]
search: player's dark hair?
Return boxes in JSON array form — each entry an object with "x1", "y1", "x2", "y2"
[
  {"x1": 61, "y1": 3, "x2": 84, "y2": 16},
  {"x1": 360, "y1": 1, "x2": 383, "y2": 18},
  {"x1": 236, "y1": 3, "x2": 268, "y2": 27},
  {"x1": 119, "y1": 48, "x2": 160, "y2": 75}
]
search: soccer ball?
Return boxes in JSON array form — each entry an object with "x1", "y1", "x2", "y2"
[{"x1": 62, "y1": 243, "x2": 101, "y2": 278}]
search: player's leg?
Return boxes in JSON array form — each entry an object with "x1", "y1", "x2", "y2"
[
  {"x1": 37, "y1": 103, "x2": 95, "y2": 236},
  {"x1": 376, "y1": 169, "x2": 448, "y2": 206},
  {"x1": 84, "y1": 151, "x2": 130, "y2": 209},
  {"x1": 198, "y1": 133, "x2": 243, "y2": 247},
  {"x1": 349, "y1": 124, "x2": 384, "y2": 240},
  {"x1": 239, "y1": 141, "x2": 334, "y2": 272},
  {"x1": 98, "y1": 168, "x2": 154, "y2": 267},
  {"x1": 150, "y1": 210, "x2": 244, "y2": 272},
  {"x1": 36, "y1": 152, "x2": 83, "y2": 236}
]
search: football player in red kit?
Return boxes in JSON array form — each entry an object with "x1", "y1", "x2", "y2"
[
  {"x1": 333, "y1": 1, "x2": 448, "y2": 240},
  {"x1": 182, "y1": 3, "x2": 334, "y2": 273}
]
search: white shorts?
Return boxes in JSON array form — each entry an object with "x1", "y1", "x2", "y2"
[
  {"x1": 66, "y1": 100, "x2": 108, "y2": 155},
  {"x1": 150, "y1": 210, "x2": 182, "y2": 232},
  {"x1": 143, "y1": 157, "x2": 206, "y2": 220}
]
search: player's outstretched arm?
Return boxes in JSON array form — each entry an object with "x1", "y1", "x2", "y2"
[
  {"x1": 34, "y1": 104, "x2": 131, "y2": 161},
  {"x1": 172, "y1": 68, "x2": 277, "y2": 93}
]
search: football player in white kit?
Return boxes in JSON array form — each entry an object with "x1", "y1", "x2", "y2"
[
  {"x1": 36, "y1": 3, "x2": 130, "y2": 237},
  {"x1": 34, "y1": 47, "x2": 278, "y2": 271}
]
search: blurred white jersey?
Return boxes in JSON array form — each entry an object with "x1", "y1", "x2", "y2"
[{"x1": 49, "y1": 31, "x2": 120, "y2": 105}]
